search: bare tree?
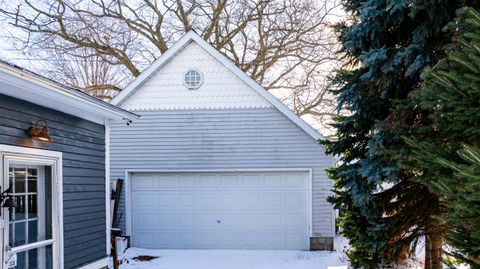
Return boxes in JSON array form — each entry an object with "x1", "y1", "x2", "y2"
[
  {"x1": 43, "y1": 46, "x2": 128, "y2": 100},
  {"x1": 0, "y1": 0, "x2": 341, "y2": 127}
]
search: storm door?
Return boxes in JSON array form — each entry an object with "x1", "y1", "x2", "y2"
[{"x1": 1, "y1": 154, "x2": 60, "y2": 269}]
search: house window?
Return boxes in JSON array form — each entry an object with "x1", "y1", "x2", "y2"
[{"x1": 184, "y1": 69, "x2": 203, "y2": 89}]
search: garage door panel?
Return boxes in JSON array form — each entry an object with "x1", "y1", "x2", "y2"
[
  {"x1": 240, "y1": 193, "x2": 261, "y2": 208},
  {"x1": 177, "y1": 213, "x2": 197, "y2": 227},
  {"x1": 241, "y1": 213, "x2": 262, "y2": 227},
  {"x1": 132, "y1": 191, "x2": 178, "y2": 209},
  {"x1": 132, "y1": 213, "x2": 155, "y2": 228},
  {"x1": 178, "y1": 192, "x2": 194, "y2": 207},
  {"x1": 220, "y1": 213, "x2": 240, "y2": 226},
  {"x1": 219, "y1": 193, "x2": 240, "y2": 208},
  {"x1": 264, "y1": 174, "x2": 284, "y2": 187},
  {"x1": 285, "y1": 174, "x2": 308, "y2": 187},
  {"x1": 157, "y1": 213, "x2": 177, "y2": 226},
  {"x1": 178, "y1": 232, "x2": 215, "y2": 247},
  {"x1": 262, "y1": 193, "x2": 284, "y2": 208},
  {"x1": 241, "y1": 175, "x2": 262, "y2": 188},
  {"x1": 263, "y1": 232, "x2": 285, "y2": 248},
  {"x1": 220, "y1": 175, "x2": 239, "y2": 187},
  {"x1": 197, "y1": 192, "x2": 219, "y2": 208},
  {"x1": 156, "y1": 175, "x2": 177, "y2": 187},
  {"x1": 198, "y1": 175, "x2": 217, "y2": 187},
  {"x1": 197, "y1": 213, "x2": 238, "y2": 227},
  {"x1": 286, "y1": 233, "x2": 304, "y2": 248},
  {"x1": 131, "y1": 171, "x2": 309, "y2": 250},
  {"x1": 178, "y1": 175, "x2": 197, "y2": 187},
  {"x1": 241, "y1": 232, "x2": 263, "y2": 248},
  {"x1": 263, "y1": 213, "x2": 282, "y2": 224},
  {"x1": 153, "y1": 192, "x2": 177, "y2": 208},
  {"x1": 286, "y1": 192, "x2": 307, "y2": 208},
  {"x1": 131, "y1": 175, "x2": 155, "y2": 190},
  {"x1": 132, "y1": 192, "x2": 159, "y2": 209},
  {"x1": 197, "y1": 213, "x2": 219, "y2": 226},
  {"x1": 218, "y1": 233, "x2": 238, "y2": 248},
  {"x1": 286, "y1": 214, "x2": 306, "y2": 226},
  {"x1": 139, "y1": 231, "x2": 307, "y2": 250}
]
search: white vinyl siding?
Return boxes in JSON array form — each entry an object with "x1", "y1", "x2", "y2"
[
  {"x1": 110, "y1": 108, "x2": 334, "y2": 238},
  {"x1": 119, "y1": 42, "x2": 272, "y2": 110}
]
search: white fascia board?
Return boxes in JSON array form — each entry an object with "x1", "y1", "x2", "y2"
[
  {"x1": 0, "y1": 64, "x2": 138, "y2": 123},
  {"x1": 111, "y1": 31, "x2": 324, "y2": 140}
]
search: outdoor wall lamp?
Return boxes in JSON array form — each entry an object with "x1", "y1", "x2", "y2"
[
  {"x1": 28, "y1": 119, "x2": 53, "y2": 143},
  {"x1": 0, "y1": 187, "x2": 16, "y2": 216}
]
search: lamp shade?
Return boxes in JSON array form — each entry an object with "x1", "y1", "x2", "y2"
[{"x1": 28, "y1": 119, "x2": 53, "y2": 143}]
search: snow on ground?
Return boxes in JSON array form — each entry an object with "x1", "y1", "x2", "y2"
[
  {"x1": 112, "y1": 236, "x2": 469, "y2": 269},
  {"x1": 113, "y1": 248, "x2": 349, "y2": 269},
  {"x1": 111, "y1": 237, "x2": 350, "y2": 269}
]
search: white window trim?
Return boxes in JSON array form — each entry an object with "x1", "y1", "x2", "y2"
[
  {"x1": 183, "y1": 68, "x2": 203, "y2": 89},
  {"x1": 0, "y1": 144, "x2": 63, "y2": 269},
  {"x1": 124, "y1": 168, "x2": 313, "y2": 249}
]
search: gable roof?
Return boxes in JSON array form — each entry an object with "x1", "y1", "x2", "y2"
[
  {"x1": 0, "y1": 60, "x2": 138, "y2": 124},
  {"x1": 111, "y1": 31, "x2": 323, "y2": 140}
]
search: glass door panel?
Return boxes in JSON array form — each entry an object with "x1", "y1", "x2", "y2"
[
  {"x1": 7, "y1": 164, "x2": 54, "y2": 269},
  {"x1": 13, "y1": 245, "x2": 52, "y2": 269}
]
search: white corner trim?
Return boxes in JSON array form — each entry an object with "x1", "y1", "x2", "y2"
[
  {"x1": 111, "y1": 31, "x2": 323, "y2": 140},
  {"x1": 124, "y1": 170, "x2": 131, "y2": 243},
  {"x1": 76, "y1": 257, "x2": 109, "y2": 269},
  {"x1": 308, "y1": 168, "x2": 313, "y2": 238},
  {"x1": 105, "y1": 119, "x2": 111, "y2": 256}
]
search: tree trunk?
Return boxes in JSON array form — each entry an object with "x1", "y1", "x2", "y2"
[{"x1": 425, "y1": 219, "x2": 442, "y2": 269}]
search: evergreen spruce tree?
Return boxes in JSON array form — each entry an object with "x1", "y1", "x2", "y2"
[
  {"x1": 405, "y1": 7, "x2": 480, "y2": 267},
  {"x1": 438, "y1": 145, "x2": 480, "y2": 268},
  {"x1": 322, "y1": 1, "x2": 477, "y2": 268}
]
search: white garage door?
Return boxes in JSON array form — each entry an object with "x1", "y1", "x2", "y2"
[{"x1": 129, "y1": 171, "x2": 310, "y2": 250}]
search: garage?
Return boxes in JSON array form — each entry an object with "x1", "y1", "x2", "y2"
[{"x1": 127, "y1": 171, "x2": 311, "y2": 250}]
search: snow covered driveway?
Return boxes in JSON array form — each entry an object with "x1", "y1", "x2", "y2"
[{"x1": 114, "y1": 248, "x2": 349, "y2": 269}]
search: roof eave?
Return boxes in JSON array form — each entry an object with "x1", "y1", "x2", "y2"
[{"x1": 0, "y1": 61, "x2": 139, "y2": 122}]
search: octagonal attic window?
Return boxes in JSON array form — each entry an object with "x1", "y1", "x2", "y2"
[{"x1": 184, "y1": 69, "x2": 203, "y2": 89}]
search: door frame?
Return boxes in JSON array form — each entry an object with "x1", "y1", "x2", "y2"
[
  {"x1": 124, "y1": 168, "x2": 313, "y2": 249},
  {"x1": 0, "y1": 144, "x2": 63, "y2": 269}
]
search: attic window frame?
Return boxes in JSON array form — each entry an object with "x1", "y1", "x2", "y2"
[{"x1": 184, "y1": 69, "x2": 203, "y2": 90}]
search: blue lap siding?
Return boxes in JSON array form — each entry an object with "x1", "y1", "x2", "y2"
[{"x1": 0, "y1": 93, "x2": 106, "y2": 268}]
